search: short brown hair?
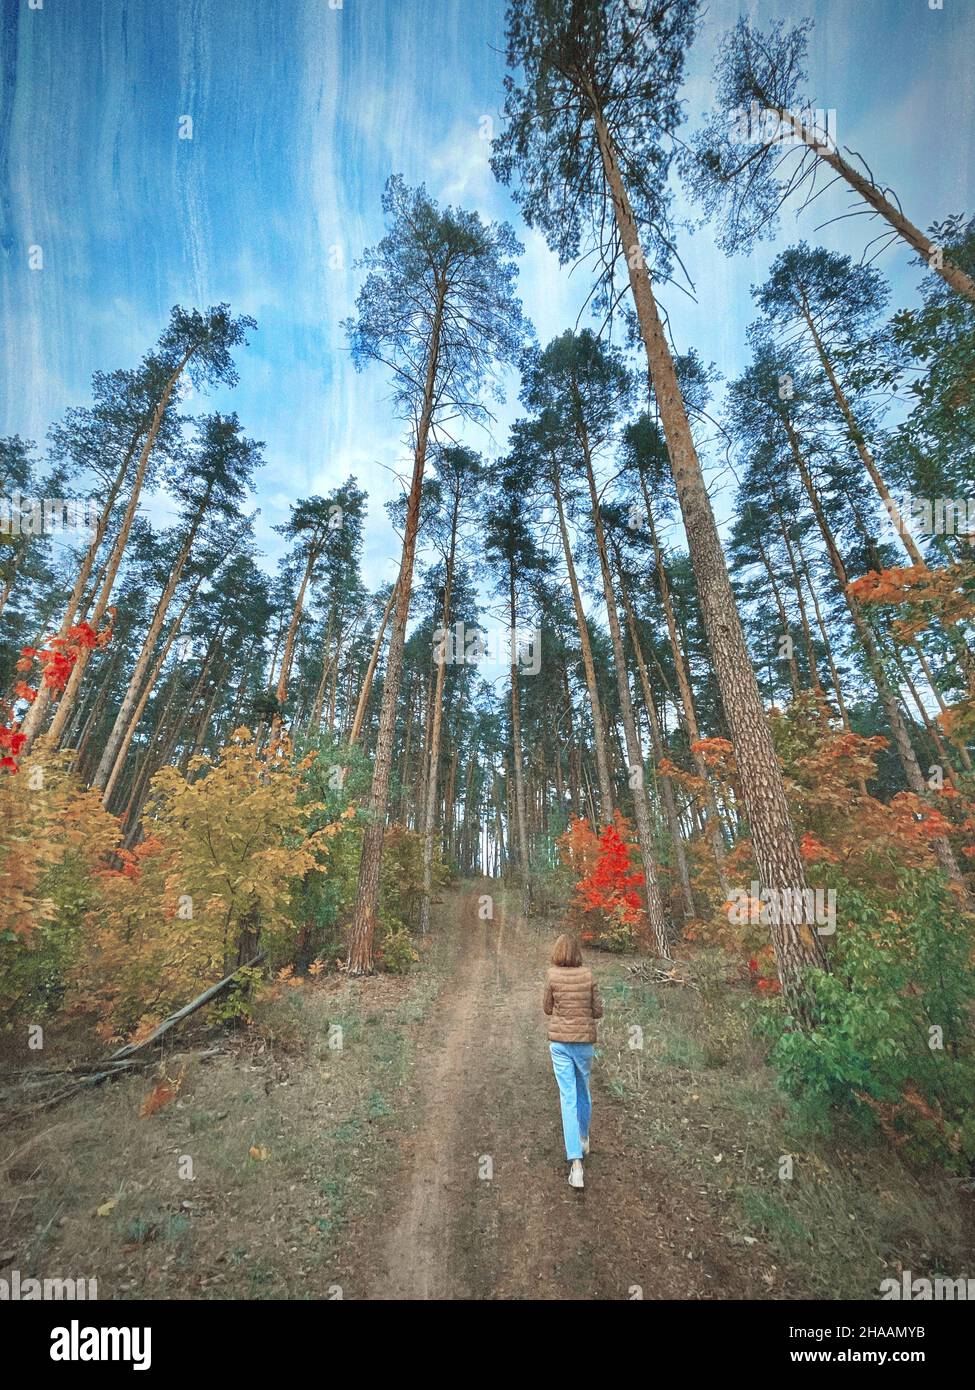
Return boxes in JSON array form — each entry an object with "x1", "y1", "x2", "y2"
[{"x1": 551, "y1": 932, "x2": 582, "y2": 968}]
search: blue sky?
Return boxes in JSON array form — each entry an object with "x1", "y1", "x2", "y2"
[{"x1": 2, "y1": 0, "x2": 973, "y2": 591}]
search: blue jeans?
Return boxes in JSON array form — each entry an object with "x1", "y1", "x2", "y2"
[{"x1": 549, "y1": 1042, "x2": 594, "y2": 1161}]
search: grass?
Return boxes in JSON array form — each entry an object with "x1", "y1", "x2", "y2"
[
  {"x1": 589, "y1": 945, "x2": 974, "y2": 1300},
  {"x1": 0, "y1": 920, "x2": 460, "y2": 1300}
]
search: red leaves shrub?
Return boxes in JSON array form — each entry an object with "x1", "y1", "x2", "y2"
[
  {"x1": 576, "y1": 818, "x2": 644, "y2": 923},
  {"x1": 558, "y1": 813, "x2": 645, "y2": 951}
]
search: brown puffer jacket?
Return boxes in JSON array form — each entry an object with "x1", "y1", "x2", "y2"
[{"x1": 542, "y1": 965, "x2": 604, "y2": 1043}]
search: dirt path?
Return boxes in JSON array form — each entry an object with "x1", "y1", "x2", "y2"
[{"x1": 349, "y1": 883, "x2": 784, "y2": 1300}]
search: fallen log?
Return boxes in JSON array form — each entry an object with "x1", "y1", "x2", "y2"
[
  {"x1": 109, "y1": 951, "x2": 267, "y2": 1060},
  {"x1": 6, "y1": 955, "x2": 267, "y2": 1118}
]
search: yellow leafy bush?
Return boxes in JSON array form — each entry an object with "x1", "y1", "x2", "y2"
[
  {"x1": 77, "y1": 728, "x2": 337, "y2": 1040},
  {"x1": 0, "y1": 748, "x2": 118, "y2": 1016}
]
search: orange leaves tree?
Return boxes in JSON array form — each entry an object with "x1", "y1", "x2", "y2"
[
  {"x1": 772, "y1": 700, "x2": 973, "y2": 901},
  {"x1": 847, "y1": 562, "x2": 975, "y2": 648},
  {"x1": 77, "y1": 727, "x2": 336, "y2": 1040},
  {"x1": 749, "y1": 699, "x2": 975, "y2": 1167},
  {"x1": 683, "y1": 695, "x2": 974, "y2": 965},
  {"x1": 849, "y1": 562, "x2": 975, "y2": 749}
]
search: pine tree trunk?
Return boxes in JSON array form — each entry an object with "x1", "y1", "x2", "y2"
[
  {"x1": 593, "y1": 110, "x2": 826, "y2": 1008},
  {"x1": 0, "y1": 558, "x2": 22, "y2": 622},
  {"x1": 615, "y1": 550, "x2": 697, "y2": 922},
  {"x1": 101, "y1": 581, "x2": 199, "y2": 808},
  {"x1": 794, "y1": 529, "x2": 854, "y2": 731},
  {"x1": 552, "y1": 468, "x2": 615, "y2": 820},
  {"x1": 346, "y1": 291, "x2": 446, "y2": 974},
  {"x1": 308, "y1": 611, "x2": 336, "y2": 733},
  {"x1": 777, "y1": 513, "x2": 826, "y2": 697},
  {"x1": 20, "y1": 433, "x2": 140, "y2": 746},
  {"x1": 756, "y1": 532, "x2": 801, "y2": 697},
  {"x1": 72, "y1": 646, "x2": 125, "y2": 780},
  {"x1": 93, "y1": 493, "x2": 210, "y2": 794},
  {"x1": 770, "y1": 105, "x2": 975, "y2": 305},
  {"x1": 419, "y1": 489, "x2": 461, "y2": 933},
  {"x1": 638, "y1": 474, "x2": 730, "y2": 891},
  {"x1": 41, "y1": 348, "x2": 196, "y2": 750},
  {"x1": 786, "y1": 417, "x2": 969, "y2": 895},
  {"x1": 348, "y1": 582, "x2": 397, "y2": 748},
  {"x1": 275, "y1": 548, "x2": 317, "y2": 712},
  {"x1": 579, "y1": 421, "x2": 669, "y2": 952},
  {"x1": 507, "y1": 568, "x2": 532, "y2": 915},
  {"x1": 800, "y1": 297, "x2": 975, "y2": 696}
]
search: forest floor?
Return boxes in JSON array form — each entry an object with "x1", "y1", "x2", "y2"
[
  {"x1": 1, "y1": 881, "x2": 971, "y2": 1300},
  {"x1": 344, "y1": 882, "x2": 787, "y2": 1300}
]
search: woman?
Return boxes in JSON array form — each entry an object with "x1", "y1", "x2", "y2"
[{"x1": 542, "y1": 932, "x2": 604, "y2": 1190}]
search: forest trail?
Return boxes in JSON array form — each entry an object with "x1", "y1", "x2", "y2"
[{"x1": 350, "y1": 883, "x2": 783, "y2": 1301}]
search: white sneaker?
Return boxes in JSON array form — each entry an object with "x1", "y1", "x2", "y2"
[
  {"x1": 569, "y1": 1159, "x2": 584, "y2": 1189},
  {"x1": 581, "y1": 1134, "x2": 590, "y2": 1156}
]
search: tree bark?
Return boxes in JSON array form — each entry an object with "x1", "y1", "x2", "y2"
[
  {"x1": 93, "y1": 486, "x2": 212, "y2": 794},
  {"x1": 770, "y1": 105, "x2": 975, "y2": 305},
  {"x1": 592, "y1": 108, "x2": 827, "y2": 1007},
  {"x1": 800, "y1": 294, "x2": 975, "y2": 696},
  {"x1": 755, "y1": 531, "x2": 801, "y2": 698},
  {"x1": 551, "y1": 466, "x2": 615, "y2": 820},
  {"x1": 577, "y1": 413, "x2": 669, "y2": 951},
  {"x1": 508, "y1": 566, "x2": 533, "y2": 916},
  {"x1": 41, "y1": 348, "x2": 197, "y2": 749},
  {"x1": 615, "y1": 546, "x2": 697, "y2": 922},
  {"x1": 101, "y1": 581, "x2": 200, "y2": 809},
  {"x1": 20, "y1": 430, "x2": 142, "y2": 746},
  {"x1": 785, "y1": 416, "x2": 969, "y2": 895},
  {"x1": 346, "y1": 288, "x2": 446, "y2": 974},
  {"x1": 348, "y1": 582, "x2": 397, "y2": 748},
  {"x1": 419, "y1": 485, "x2": 462, "y2": 933},
  {"x1": 638, "y1": 473, "x2": 730, "y2": 891}
]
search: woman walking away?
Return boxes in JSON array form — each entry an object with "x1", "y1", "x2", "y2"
[{"x1": 543, "y1": 932, "x2": 603, "y2": 1190}]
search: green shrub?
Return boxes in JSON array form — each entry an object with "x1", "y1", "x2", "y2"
[
  {"x1": 760, "y1": 872, "x2": 975, "y2": 1171},
  {"x1": 376, "y1": 922, "x2": 418, "y2": 975}
]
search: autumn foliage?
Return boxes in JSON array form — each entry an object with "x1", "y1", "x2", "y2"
[
  {"x1": 16, "y1": 617, "x2": 114, "y2": 700},
  {"x1": 0, "y1": 747, "x2": 119, "y2": 1012},
  {"x1": 558, "y1": 814, "x2": 646, "y2": 951},
  {"x1": 76, "y1": 727, "x2": 340, "y2": 1041},
  {"x1": 848, "y1": 562, "x2": 975, "y2": 749},
  {"x1": 847, "y1": 562, "x2": 975, "y2": 645}
]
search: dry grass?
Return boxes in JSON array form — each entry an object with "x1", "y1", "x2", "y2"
[
  {"x1": 590, "y1": 944, "x2": 975, "y2": 1300},
  {"x1": 0, "y1": 928, "x2": 457, "y2": 1299}
]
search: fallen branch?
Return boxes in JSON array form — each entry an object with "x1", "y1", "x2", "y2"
[
  {"x1": 109, "y1": 951, "x2": 267, "y2": 1060},
  {"x1": 24, "y1": 1063, "x2": 147, "y2": 1116},
  {"x1": 6, "y1": 956, "x2": 267, "y2": 1118},
  {"x1": 626, "y1": 959, "x2": 693, "y2": 987}
]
